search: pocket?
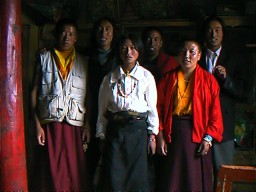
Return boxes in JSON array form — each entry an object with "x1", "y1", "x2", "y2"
[
  {"x1": 38, "y1": 95, "x2": 63, "y2": 119},
  {"x1": 41, "y1": 71, "x2": 58, "y2": 94},
  {"x1": 71, "y1": 75, "x2": 86, "y2": 97},
  {"x1": 67, "y1": 98, "x2": 86, "y2": 121}
]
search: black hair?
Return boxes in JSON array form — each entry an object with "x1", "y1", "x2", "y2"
[
  {"x1": 141, "y1": 26, "x2": 164, "y2": 43},
  {"x1": 176, "y1": 37, "x2": 202, "y2": 55},
  {"x1": 90, "y1": 16, "x2": 117, "y2": 49},
  {"x1": 200, "y1": 15, "x2": 226, "y2": 42},
  {"x1": 54, "y1": 18, "x2": 78, "y2": 38},
  {"x1": 117, "y1": 33, "x2": 144, "y2": 64}
]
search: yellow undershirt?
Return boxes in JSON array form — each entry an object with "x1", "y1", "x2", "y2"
[
  {"x1": 54, "y1": 47, "x2": 75, "y2": 80},
  {"x1": 173, "y1": 70, "x2": 194, "y2": 116}
]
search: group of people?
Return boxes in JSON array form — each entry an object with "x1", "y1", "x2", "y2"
[{"x1": 30, "y1": 14, "x2": 247, "y2": 191}]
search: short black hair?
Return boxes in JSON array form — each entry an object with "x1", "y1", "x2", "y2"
[
  {"x1": 177, "y1": 37, "x2": 202, "y2": 55},
  {"x1": 91, "y1": 16, "x2": 117, "y2": 49},
  {"x1": 141, "y1": 26, "x2": 164, "y2": 42},
  {"x1": 201, "y1": 15, "x2": 226, "y2": 39},
  {"x1": 54, "y1": 18, "x2": 78, "y2": 37}
]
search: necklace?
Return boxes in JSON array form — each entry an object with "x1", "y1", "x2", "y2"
[{"x1": 117, "y1": 78, "x2": 136, "y2": 98}]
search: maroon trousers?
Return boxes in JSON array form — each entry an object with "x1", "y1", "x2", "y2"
[
  {"x1": 158, "y1": 117, "x2": 213, "y2": 192},
  {"x1": 32, "y1": 121, "x2": 90, "y2": 191}
]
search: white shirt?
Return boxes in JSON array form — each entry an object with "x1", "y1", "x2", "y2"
[
  {"x1": 96, "y1": 62, "x2": 159, "y2": 139},
  {"x1": 206, "y1": 46, "x2": 221, "y2": 73}
]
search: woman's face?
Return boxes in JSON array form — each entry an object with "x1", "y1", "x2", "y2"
[
  {"x1": 96, "y1": 20, "x2": 114, "y2": 50},
  {"x1": 177, "y1": 41, "x2": 201, "y2": 71},
  {"x1": 119, "y1": 39, "x2": 139, "y2": 68}
]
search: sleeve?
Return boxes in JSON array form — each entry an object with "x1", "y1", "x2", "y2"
[
  {"x1": 222, "y1": 53, "x2": 248, "y2": 101},
  {"x1": 207, "y1": 76, "x2": 224, "y2": 142},
  {"x1": 95, "y1": 75, "x2": 110, "y2": 139},
  {"x1": 156, "y1": 76, "x2": 166, "y2": 132},
  {"x1": 145, "y1": 74, "x2": 159, "y2": 135}
]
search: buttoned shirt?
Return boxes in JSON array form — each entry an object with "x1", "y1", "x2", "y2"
[
  {"x1": 96, "y1": 62, "x2": 159, "y2": 139},
  {"x1": 206, "y1": 47, "x2": 221, "y2": 73}
]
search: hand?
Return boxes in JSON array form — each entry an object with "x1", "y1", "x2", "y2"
[
  {"x1": 36, "y1": 124, "x2": 45, "y2": 146},
  {"x1": 82, "y1": 128, "x2": 91, "y2": 143},
  {"x1": 156, "y1": 131, "x2": 168, "y2": 156},
  {"x1": 148, "y1": 138, "x2": 156, "y2": 155},
  {"x1": 197, "y1": 140, "x2": 211, "y2": 156},
  {"x1": 213, "y1": 65, "x2": 226, "y2": 80}
]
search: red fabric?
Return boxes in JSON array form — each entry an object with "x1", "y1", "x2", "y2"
[
  {"x1": 36, "y1": 121, "x2": 90, "y2": 191},
  {"x1": 144, "y1": 52, "x2": 178, "y2": 84},
  {"x1": 158, "y1": 117, "x2": 213, "y2": 191},
  {"x1": 156, "y1": 52, "x2": 178, "y2": 80},
  {"x1": 157, "y1": 65, "x2": 223, "y2": 143}
]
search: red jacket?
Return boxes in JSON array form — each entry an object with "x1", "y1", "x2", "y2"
[
  {"x1": 156, "y1": 52, "x2": 178, "y2": 80},
  {"x1": 144, "y1": 52, "x2": 178, "y2": 84},
  {"x1": 157, "y1": 65, "x2": 223, "y2": 143}
]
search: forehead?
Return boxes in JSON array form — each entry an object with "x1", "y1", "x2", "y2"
[
  {"x1": 207, "y1": 20, "x2": 223, "y2": 29},
  {"x1": 147, "y1": 30, "x2": 162, "y2": 38},
  {"x1": 121, "y1": 39, "x2": 134, "y2": 46},
  {"x1": 182, "y1": 41, "x2": 199, "y2": 50},
  {"x1": 61, "y1": 25, "x2": 77, "y2": 32},
  {"x1": 99, "y1": 20, "x2": 113, "y2": 28}
]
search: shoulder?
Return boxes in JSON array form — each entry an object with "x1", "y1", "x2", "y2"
[
  {"x1": 137, "y1": 65, "x2": 155, "y2": 79},
  {"x1": 159, "y1": 68, "x2": 177, "y2": 85},
  {"x1": 37, "y1": 49, "x2": 53, "y2": 67},
  {"x1": 196, "y1": 65, "x2": 219, "y2": 88},
  {"x1": 158, "y1": 52, "x2": 173, "y2": 63},
  {"x1": 196, "y1": 65, "x2": 212, "y2": 79},
  {"x1": 38, "y1": 48, "x2": 51, "y2": 58},
  {"x1": 76, "y1": 51, "x2": 89, "y2": 61},
  {"x1": 75, "y1": 52, "x2": 89, "y2": 71}
]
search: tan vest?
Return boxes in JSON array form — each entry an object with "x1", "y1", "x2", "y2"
[{"x1": 38, "y1": 50, "x2": 88, "y2": 126}]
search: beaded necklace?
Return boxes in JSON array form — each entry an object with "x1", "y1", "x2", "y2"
[{"x1": 117, "y1": 72, "x2": 137, "y2": 98}]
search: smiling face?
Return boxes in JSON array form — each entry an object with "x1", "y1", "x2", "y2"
[
  {"x1": 177, "y1": 41, "x2": 201, "y2": 72},
  {"x1": 143, "y1": 30, "x2": 163, "y2": 58},
  {"x1": 205, "y1": 20, "x2": 223, "y2": 51},
  {"x1": 56, "y1": 25, "x2": 77, "y2": 51},
  {"x1": 119, "y1": 38, "x2": 139, "y2": 72},
  {"x1": 96, "y1": 20, "x2": 114, "y2": 51}
]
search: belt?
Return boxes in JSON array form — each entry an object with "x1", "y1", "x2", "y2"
[{"x1": 105, "y1": 110, "x2": 147, "y2": 123}]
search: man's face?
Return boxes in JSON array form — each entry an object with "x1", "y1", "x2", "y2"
[
  {"x1": 57, "y1": 25, "x2": 77, "y2": 51},
  {"x1": 205, "y1": 20, "x2": 223, "y2": 51},
  {"x1": 177, "y1": 41, "x2": 201, "y2": 72},
  {"x1": 96, "y1": 20, "x2": 114, "y2": 50},
  {"x1": 144, "y1": 30, "x2": 163, "y2": 57}
]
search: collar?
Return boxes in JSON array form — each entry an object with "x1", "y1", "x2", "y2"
[
  {"x1": 97, "y1": 48, "x2": 112, "y2": 54},
  {"x1": 110, "y1": 62, "x2": 143, "y2": 83},
  {"x1": 206, "y1": 46, "x2": 222, "y2": 57}
]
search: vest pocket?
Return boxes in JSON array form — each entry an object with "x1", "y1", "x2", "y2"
[
  {"x1": 41, "y1": 71, "x2": 58, "y2": 94},
  {"x1": 71, "y1": 75, "x2": 86, "y2": 96},
  {"x1": 68, "y1": 98, "x2": 86, "y2": 121},
  {"x1": 38, "y1": 95, "x2": 64, "y2": 119}
]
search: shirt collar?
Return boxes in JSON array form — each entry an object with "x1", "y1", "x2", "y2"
[
  {"x1": 207, "y1": 46, "x2": 222, "y2": 57},
  {"x1": 110, "y1": 61, "x2": 143, "y2": 83}
]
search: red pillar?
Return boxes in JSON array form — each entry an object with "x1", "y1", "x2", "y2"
[{"x1": 0, "y1": 0, "x2": 28, "y2": 190}]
